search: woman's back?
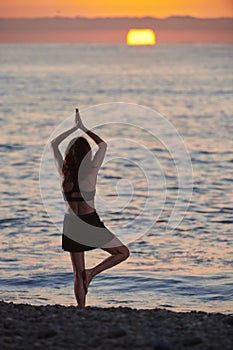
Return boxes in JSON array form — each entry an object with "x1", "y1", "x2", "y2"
[
  {"x1": 63, "y1": 168, "x2": 98, "y2": 214},
  {"x1": 63, "y1": 143, "x2": 106, "y2": 215}
]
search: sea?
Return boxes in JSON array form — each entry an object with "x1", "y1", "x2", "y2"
[{"x1": 0, "y1": 43, "x2": 232, "y2": 313}]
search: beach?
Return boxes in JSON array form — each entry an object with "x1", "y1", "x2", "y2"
[{"x1": 1, "y1": 300, "x2": 232, "y2": 350}]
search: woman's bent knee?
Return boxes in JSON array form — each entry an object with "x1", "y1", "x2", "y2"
[
  {"x1": 102, "y1": 245, "x2": 130, "y2": 260},
  {"x1": 121, "y1": 246, "x2": 130, "y2": 260}
]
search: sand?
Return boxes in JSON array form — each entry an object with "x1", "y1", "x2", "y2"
[{"x1": 0, "y1": 300, "x2": 233, "y2": 350}]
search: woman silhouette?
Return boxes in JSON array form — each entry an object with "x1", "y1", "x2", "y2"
[{"x1": 51, "y1": 109, "x2": 130, "y2": 307}]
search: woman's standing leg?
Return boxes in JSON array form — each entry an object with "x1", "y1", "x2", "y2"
[{"x1": 70, "y1": 252, "x2": 86, "y2": 306}]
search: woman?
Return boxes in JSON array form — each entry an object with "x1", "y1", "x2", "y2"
[{"x1": 51, "y1": 109, "x2": 130, "y2": 307}]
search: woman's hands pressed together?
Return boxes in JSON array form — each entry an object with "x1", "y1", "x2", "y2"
[{"x1": 75, "y1": 108, "x2": 88, "y2": 132}]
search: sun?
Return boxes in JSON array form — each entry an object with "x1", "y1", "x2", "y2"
[{"x1": 126, "y1": 29, "x2": 156, "y2": 46}]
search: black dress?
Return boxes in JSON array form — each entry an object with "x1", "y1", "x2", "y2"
[{"x1": 62, "y1": 210, "x2": 115, "y2": 252}]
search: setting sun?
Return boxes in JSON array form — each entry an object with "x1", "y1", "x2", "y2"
[{"x1": 126, "y1": 29, "x2": 156, "y2": 46}]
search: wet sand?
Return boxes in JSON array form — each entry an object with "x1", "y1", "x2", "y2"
[{"x1": 0, "y1": 300, "x2": 233, "y2": 350}]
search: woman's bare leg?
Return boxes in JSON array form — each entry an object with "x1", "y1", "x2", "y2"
[
  {"x1": 83, "y1": 245, "x2": 130, "y2": 292},
  {"x1": 70, "y1": 252, "x2": 86, "y2": 306}
]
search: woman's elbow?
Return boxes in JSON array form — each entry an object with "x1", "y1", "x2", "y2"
[
  {"x1": 50, "y1": 140, "x2": 57, "y2": 148},
  {"x1": 100, "y1": 141, "x2": 107, "y2": 148}
]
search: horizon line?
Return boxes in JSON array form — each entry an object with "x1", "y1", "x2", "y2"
[{"x1": 1, "y1": 15, "x2": 233, "y2": 20}]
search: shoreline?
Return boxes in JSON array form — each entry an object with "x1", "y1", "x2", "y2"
[{"x1": 1, "y1": 300, "x2": 233, "y2": 349}]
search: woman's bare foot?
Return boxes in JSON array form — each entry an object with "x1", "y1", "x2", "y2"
[{"x1": 83, "y1": 269, "x2": 94, "y2": 294}]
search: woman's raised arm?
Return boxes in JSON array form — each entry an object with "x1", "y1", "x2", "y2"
[
  {"x1": 85, "y1": 129, "x2": 107, "y2": 170},
  {"x1": 50, "y1": 126, "x2": 77, "y2": 177},
  {"x1": 50, "y1": 125, "x2": 78, "y2": 147},
  {"x1": 50, "y1": 112, "x2": 80, "y2": 176}
]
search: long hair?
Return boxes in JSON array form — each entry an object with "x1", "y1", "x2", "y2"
[{"x1": 62, "y1": 137, "x2": 92, "y2": 189}]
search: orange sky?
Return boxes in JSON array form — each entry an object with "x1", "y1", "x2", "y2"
[{"x1": 0, "y1": 0, "x2": 233, "y2": 18}]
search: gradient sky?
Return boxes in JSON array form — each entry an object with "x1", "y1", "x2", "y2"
[{"x1": 1, "y1": 0, "x2": 233, "y2": 18}]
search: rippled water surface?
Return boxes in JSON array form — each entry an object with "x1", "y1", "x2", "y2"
[{"x1": 0, "y1": 43, "x2": 232, "y2": 313}]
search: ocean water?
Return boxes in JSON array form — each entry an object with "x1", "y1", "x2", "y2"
[{"x1": 0, "y1": 43, "x2": 232, "y2": 313}]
